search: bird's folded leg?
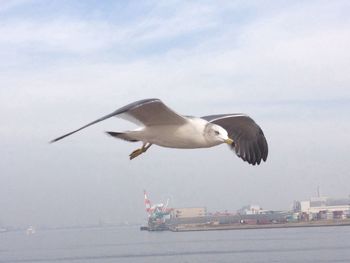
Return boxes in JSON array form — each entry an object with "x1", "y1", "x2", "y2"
[{"x1": 129, "y1": 143, "x2": 152, "y2": 160}]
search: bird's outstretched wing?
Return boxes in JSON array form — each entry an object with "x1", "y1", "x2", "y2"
[
  {"x1": 51, "y1": 98, "x2": 187, "y2": 143},
  {"x1": 202, "y1": 114, "x2": 268, "y2": 165}
]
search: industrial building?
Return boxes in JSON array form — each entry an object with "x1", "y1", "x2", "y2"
[
  {"x1": 237, "y1": 205, "x2": 262, "y2": 215},
  {"x1": 296, "y1": 196, "x2": 350, "y2": 220},
  {"x1": 171, "y1": 207, "x2": 207, "y2": 218}
]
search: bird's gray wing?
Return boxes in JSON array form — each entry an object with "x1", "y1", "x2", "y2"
[
  {"x1": 202, "y1": 114, "x2": 268, "y2": 165},
  {"x1": 51, "y1": 98, "x2": 187, "y2": 143},
  {"x1": 118, "y1": 98, "x2": 187, "y2": 126}
]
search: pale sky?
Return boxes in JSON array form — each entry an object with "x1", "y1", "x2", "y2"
[{"x1": 1, "y1": 0, "x2": 350, "y2": 227}]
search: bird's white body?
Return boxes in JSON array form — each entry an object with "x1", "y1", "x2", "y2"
[{"x1": 128, "y1": 118, "x2": 224, "y2": 148}]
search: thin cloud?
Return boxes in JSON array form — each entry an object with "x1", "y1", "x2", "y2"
[
  {"x1": 0, "y1": 2, "x2": 220, "y2": 54},
  {"x1": 0, "y1": 0, "x2": 34, "y2": 12}
]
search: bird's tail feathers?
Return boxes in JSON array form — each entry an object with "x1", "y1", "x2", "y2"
[{"x1": 105, "y1": 131, "x2": 139, "y2": 142}]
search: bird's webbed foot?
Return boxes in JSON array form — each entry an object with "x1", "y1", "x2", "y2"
[{"x1": 129, "y1": 143, "x2": 152, "y2": 160}]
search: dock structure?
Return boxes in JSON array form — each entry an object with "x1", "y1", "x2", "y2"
[{"x1": 168, "y1": 219, "x2": 350, "y2": 232}]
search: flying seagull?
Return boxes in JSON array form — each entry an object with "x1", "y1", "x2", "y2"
[{"x1": 51, "y1": 98, "x2": 268, "y2": 165}]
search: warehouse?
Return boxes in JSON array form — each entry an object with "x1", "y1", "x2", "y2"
[{"x1": 297, "y1": 196, "x2": 350, "y2": 220}]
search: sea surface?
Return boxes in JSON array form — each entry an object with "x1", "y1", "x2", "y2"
[{"x1": 1, "y1": 225, "x2": 350, "y2": 263}]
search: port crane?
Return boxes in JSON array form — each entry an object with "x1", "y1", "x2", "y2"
[{"x1": 143, "y1": 190, "x2": 172, "y2": 220}]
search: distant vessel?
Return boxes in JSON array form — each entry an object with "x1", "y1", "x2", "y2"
[{"x1": 26, "y1": 226, "x2": 36, "y2": 235}]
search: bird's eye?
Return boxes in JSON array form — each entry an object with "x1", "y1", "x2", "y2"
[{"x1": 214, "y1": 131, "x2": 220, "y2": 135}]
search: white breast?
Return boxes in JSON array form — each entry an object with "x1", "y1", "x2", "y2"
[{"x1": 134, "y1": 118, "x2": 219, "y2": 149}]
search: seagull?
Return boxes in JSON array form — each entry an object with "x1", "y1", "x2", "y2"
[{"x1": 51, "y1": 98, "x2": 268, "y2": 165}]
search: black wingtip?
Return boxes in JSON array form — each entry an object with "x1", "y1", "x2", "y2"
[
  {"x1": 49, "y1": 133, "x2": 72, "y2": 143},
  {"x1": 50, "y1": 137, "x2": 60, "y2": 143},
  {"x1": 50, "y1": 138, "x2": 58, "y2": 144}
]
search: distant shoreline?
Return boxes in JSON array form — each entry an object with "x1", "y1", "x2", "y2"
[{"x1": 169, "y1": 219, "x2": 350, "y2": 232}]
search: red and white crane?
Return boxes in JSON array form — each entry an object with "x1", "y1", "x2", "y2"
[{"x1": 143, "y1": 190, "x2": 172, "y2": 218}]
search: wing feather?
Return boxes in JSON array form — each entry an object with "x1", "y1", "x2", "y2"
[
  {"x1": 122, "y1": 99, "x2": 187, "y2": 126},
  {"x1": 202, "y1": 114, "x2": 268, "y2": 165},
  {"x1": 51, "y1": 98, "x2": 187, "y2": 143}
]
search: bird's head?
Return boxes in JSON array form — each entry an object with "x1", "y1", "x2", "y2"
[{"x1": 204, "y1": 123, "x2": 233, "y2": 145}]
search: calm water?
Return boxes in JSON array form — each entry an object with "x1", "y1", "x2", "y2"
[{"x1": 1, "y1": 225, "x2": 350, "y2": 263}]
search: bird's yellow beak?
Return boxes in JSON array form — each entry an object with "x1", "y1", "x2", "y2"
[{"x1": 225, "y1": 138, "x2": 234, "y2": 145}]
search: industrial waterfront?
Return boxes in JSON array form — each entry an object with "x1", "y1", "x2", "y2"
[{"x1": 142, "y1": 191, "x2": 350, "y2": 232}]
